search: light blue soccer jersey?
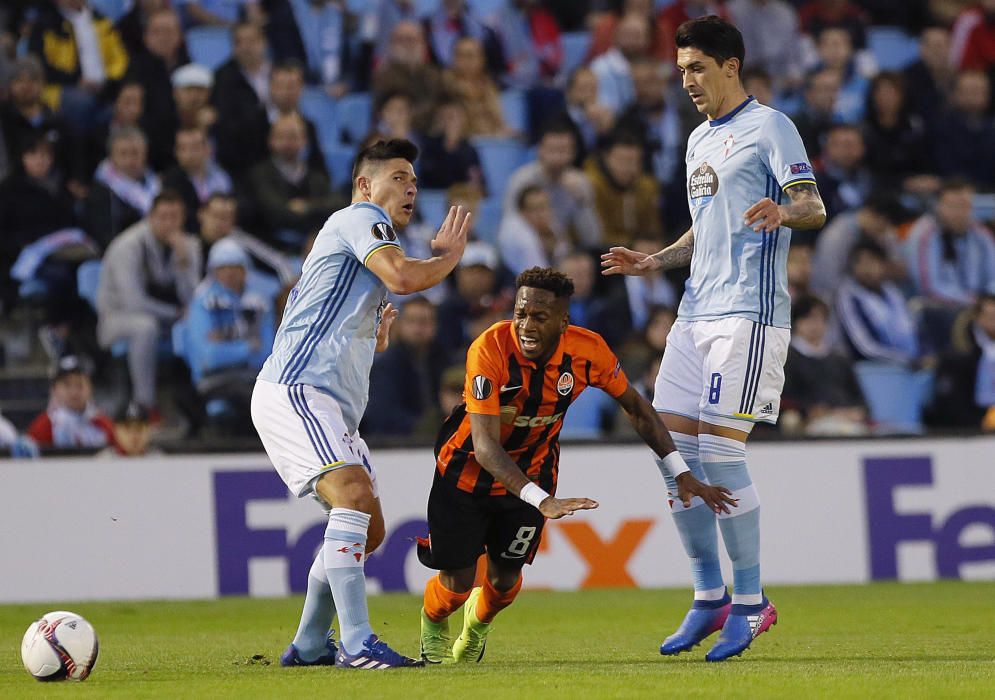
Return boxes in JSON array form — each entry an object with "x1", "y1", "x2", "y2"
[
  {"x1": 258, "y1": 202, "x2": 401, "y2": 432},
  {"x1": 680, "y1": 97, "x2": 814, "y2": 328}
]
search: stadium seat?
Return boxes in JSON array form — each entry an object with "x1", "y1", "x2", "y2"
[
  {"x1": 853, "y1": 361, "x2": 934, "y2": 435},
  {"x1": 320, "y1": 139, "x2": 356, "y2": 191},
  {"x1": 336, "y1": 92, "x2": 372, "y2": 145},
  {"x1": 474, "y1": 197, "x2": 503, "y2": 244},
  {"x1": 185, "y1": 26, "x2": 233, "y2": 71},
  {"x1": 471, "y1": 136, "x2": 529, "y2": 200},
  {"x1": 867, "y1": 26, "x2": 920, "y2": 71},
  {"x1": 467, "y1": 0, "x2": 507, "y2": 20},
  {"x1": 560, "y1": 31, "x2": 591, "y2": 76},
  {"x1": 416, "y1": 189, "x2": 449, "y2": 228},
  {"x1": 91, "y1": 0, "x2": 128, "y2": 21},
  {"x1": 500, "y1": 90, "x2": 528, "y2": 134},
  {"x1": 299, "y1": 87, "x2": 338, "y2": 144},
  {"x1": 171, "y1": 320, "x2": 187, "y2": 362},
  {"x1": 77, "y1": 260, "x2": 102, "y2": 309}
]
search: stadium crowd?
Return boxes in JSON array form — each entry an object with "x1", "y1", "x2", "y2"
[{"x1": 2, "y1": 0, "x2": 995, "y2": 454}]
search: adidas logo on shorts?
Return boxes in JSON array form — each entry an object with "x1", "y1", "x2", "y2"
[{"x1": 759, "y1": 403, "x2": 774, "y2": 415}]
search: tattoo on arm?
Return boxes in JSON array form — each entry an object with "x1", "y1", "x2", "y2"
[
  {"x1": 780, "y1": 183, "x2": 827, "y2": 230},
  {"x1": 651, "y1": 228, "x2": 695, "y2": 270}
]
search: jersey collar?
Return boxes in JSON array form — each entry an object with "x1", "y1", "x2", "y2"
[{"x1": 708, "y1": 95, "x2": 755, "y2": 128}]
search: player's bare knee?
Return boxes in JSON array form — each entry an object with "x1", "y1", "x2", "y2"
[
  {"x1": 315, "y1": 467, "x2": 376, "y2": 513},
  {"x1": 486, "y1": 561, "x2": 522, "y2": 591}
]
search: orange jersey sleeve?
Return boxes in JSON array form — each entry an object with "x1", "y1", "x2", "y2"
[
  {"x1": 586, "y1": 332, "x2": 629, "y2": 398},
  {"x1": 463, "y1": 325, "x2": 507, "y2": 416}
]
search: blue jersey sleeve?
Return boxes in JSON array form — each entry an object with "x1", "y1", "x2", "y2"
[
  {"x1": 339, "y1": 202, "x2": 403, "y2": 267},
  {"x1": 759, "y1": 112, "x2": 816, "y2": 192}
]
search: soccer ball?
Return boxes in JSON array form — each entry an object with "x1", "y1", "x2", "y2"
[{"x1": 20, "y1": 611, "x2": 99, "y2": 681}]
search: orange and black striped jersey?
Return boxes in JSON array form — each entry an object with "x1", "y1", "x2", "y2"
[{"x1": 434, "y1": 321, "x2": 629, "y2": 496}]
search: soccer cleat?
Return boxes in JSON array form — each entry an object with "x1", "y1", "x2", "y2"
[
  {"x1": 705, "y1": 597, "x2": 778, "y2": 662},
  {"x1": 280, "y1": 635, "x2": 338, "y2": 667},
  {"x1": 420, "y1": 608, "x2": 452, "y2": 664},
  {"x1": 660, "y1": 592, "x2": 732, "y2": 655},
  {"x1": 452, "y1": 587, "x2": 490, "y2": 663},
  {"x1": 334, "y1": 634, "x2": 424, "y2": 669}
]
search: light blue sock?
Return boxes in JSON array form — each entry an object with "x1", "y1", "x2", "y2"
[
  {"x1": 324, "y1": 508, "x2": 374, "y2": 654},
  {"x1": 291, "y1": 549, "x2": 336, "y2": 661},
  {"x1": 699, "y1": 434, "x2": 762, "y2": 607},
  {"x1": 657, "y1": 433, "x2": 724, "y2": 599}
]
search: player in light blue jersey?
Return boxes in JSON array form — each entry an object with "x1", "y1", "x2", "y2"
[
  {"x1": 251, "y1": 139, "x2": 471, "y2": 669},
  {"x1": 602, "y1": 17, "x2": 826, "y2": 662}
]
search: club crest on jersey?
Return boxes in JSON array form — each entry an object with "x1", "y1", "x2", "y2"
[
  {"x1": 689, "y1": 162, "x2": 719, "y2": 206},
  {"x1": 371, "y1": 222, "x2": 397, "y2": 241},
  {"x1": 471, "y1": 375, "x2": 493, "y2": 400},
  {"x1": 557, "y1": 372, "x2": 574, "y2": 396}
]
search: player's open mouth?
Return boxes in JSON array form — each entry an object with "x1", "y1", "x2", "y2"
[
  {"x1": 402, "y1": 203, "x2": 414, "y2": 213},
  {"x1": 519, "y1": 335, "x2": 539, "y2": 352}
]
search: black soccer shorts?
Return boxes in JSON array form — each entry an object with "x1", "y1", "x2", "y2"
[{"x1": 417, "y1": 470, "x2": 546, "y2": 572}]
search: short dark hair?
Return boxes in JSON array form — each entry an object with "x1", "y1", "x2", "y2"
[
  {"x1": 604, "y1": 129, "x2": 644, "y2": 152},
  {"x1": 938, "y1": 176, "x2": 975, "y2": 197},
  {"x1": 848, "y1": 237, "x2": 888, "y2": 269},
  {"x1": 538, "y1": 116, "x2": 577, "y2": 142},
  {"x1": 516, "y1": 184, "x2": 546, "y2": 212},
  {"x1": 271, "y1": 59, "x2": 305, "y2": 78},
  {"x1": 675, "y1": 16, "x2": 745, "y2": 75},
  {"x1": 203, "y1": 192, "x2": 236, "y2": 208},
  {"x1": 791, "y1": 294, "x2": 829, "y2": 325},
  {"x1": 516, "y1": 267, "x2": 575, "y2": 299},
  {"x1": 152, "y1": 189, "x2": 185, "y2": 210},
  {"x1": 351, "y1": 139, "x2": 418, "y2": 184}
]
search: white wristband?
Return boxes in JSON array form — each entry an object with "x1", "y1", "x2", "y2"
[
  {"x1": 519, "y1": 482, "x2": 550, "y2": 509},
  {"x1": 661, "y1": 451, "x2": 690, "y2": 478}
]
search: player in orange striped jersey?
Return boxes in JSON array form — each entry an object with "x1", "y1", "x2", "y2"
[{"x1": 417, "y1": 266, "x2": 737, "y2": 664}]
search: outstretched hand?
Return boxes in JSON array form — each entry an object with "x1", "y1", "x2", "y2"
[
  {"x1": 375, "y1": 302, "x2": 399, "y2": 353},
  {"x1": 674, "y1": 472, "x2": 738, "y2": 514},
  {"x1": 600, "y1": 247, "x2": 660, "y2": 276},
  {"x1": 431, "y1": 205, "x2": 472, "y2": 260},
  {"x1": 539, "y1": 496, "x2": 599, "y2": 519}
]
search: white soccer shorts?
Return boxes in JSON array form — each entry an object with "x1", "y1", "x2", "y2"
[
  {"x1": 251, "y1": 379, "x2": 379, "y2": 499},
  {"x1": 653, "y1": 317, "x2": 790, "y2": 430}
]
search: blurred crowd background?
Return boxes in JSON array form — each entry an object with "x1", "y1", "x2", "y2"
[{"x1": 2, "y1": 0, "x2": 995, "y2": 457}]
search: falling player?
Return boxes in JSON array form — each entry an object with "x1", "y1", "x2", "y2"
[
  {"x1": 602, "y1": 16, "x2": 826, "y2": 661},
  {"x1": 417, "y1": 267, "x2": 737, "y2": 664},
  {"x1": 251, "y1": 139, "x2": 471, "y2": 669}
]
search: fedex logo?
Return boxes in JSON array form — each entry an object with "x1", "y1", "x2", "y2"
[{"x1": 864, "y1": 457, "x2": 995, "y2": 580}]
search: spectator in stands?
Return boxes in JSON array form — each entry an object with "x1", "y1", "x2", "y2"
[
  {"x1": 781, "y1": 295, "x2": 869, "y2": 437},
  {"x1": 807, "y1": 26, "x2": 872, "y2": 123},
  {"x1": 954, "y1": 0, "x2": 995, "y2": 71},
  {"x1": 265, "y1": 0, "x2": 352, "y2": 92},
  {"x1": 792, "y1": 67, "x2": 843, "y2": 157},
  {"x1": 161, "y1": 126, "x2": 233, "y2": 232},
  {"x1": 590, "y1": 12, "x2": 650, "y2": 115},
  {"x1": 498, "y1": 185, "x2": 565, "y2": 274},
  {"x1": 372, "y1": 90, "x2": 419, "y2": 144},
  {"x1": 786, "y1": 241, "x2": 815, "y2": 301},
  {"x1": 172, "y1": 63, "x2": 217, "y2": 133},
  {"x1": 364, "y1": 295, "x2": 447, "y2": 437},
  {"x1": 861, "y1": 71, "x2": 932, "y2": 183},
  {"x1": 84, "y1": 125, "x2": 161, "y2": 249},
  {"x1": 252, "y1": 60, "x2": 327, "y2": 175},
  {"x1": 0, "y1": 56, "x2": 80, "y2": 195},
  {"x1": 619, "y1": 302, "x2": 675, "y2": 378},
  {"x1": 180, "y1": 0, "x2": 264, "y2": 28},
  {"x1": 742, "y1": 66, "x2": 774, "y2": 107},
  {"x1": 811, "y1": 191, "x2": 907, "y2": 299},
  {"x1": 836, "y1": 239, "x2": 920, "y2": 365},
  {"x1": 196, "y1": 192, "x2": 296, "y2": 287},
  {"x1": 424, "y1": 0, "x2": 502, "y2": 71},
  {"x1": 904, "y1": 26, "x2": 954, "y2": 127},
  {"x1": 860, "y1": 0, "x2": 933, "y2": 34},
  {"x1": 82, "y1": 80, "x2": 144, "y2": 181},
  {"x1": 931, "y1": 70, "x2": 995, "y2": 190},
  {"x1": 96, "y1": 191, "x2": 202, "y2": 413},
  {"x1": 123, "y1": 6, "x2": 188, "y2": 170},
  {"x1": 815, "y1": 124, "x2": 872, "y2": 219},
  {"x1": 418, "y1": 96, "x2": 484, "y2": 191},
  {"x1": 213, "y1": 20, "x2": 271, "y2": 172},
  {"x1": 504, "y1": 119, "x2": 602, "y2": 250},
  {"x1": 927, "y1": 293, "x2": 995, "y2": 430},
  {"x1": 372, "y1": 20, "x2": 442, "y2": 132},
  {"x1": 435, "y1": 241, "x2": 513, "y2": 356},
  {"x1": 560, "y1": 66, "x2": 615, "y2": 165},
  {"x1": 557, "y1": 250, "x2": 603, "y2": 330},
  {"x1": 728, "y1": 0, "x2": 804, "y2": 92},
  {"x1": 442, "y1": 37, "x2": 511, "y2": 138},
  {"x1": 610, "y1": 236, "x2": 677, "y2": 338},
  {"x1": 798, "y1": 0, "x2": 871, "y2": 50},
  {"x1": 243, "y1": 112, "x2": 342, "y2": 251},
  {"x1": 585, "y1": 131, "x2": 662, "y2": 247},
  {"x1": 27, "y1": 0, "x2": 129, "y2": 132},
  {"x1": 27, "y1": 355, "x2": 114, "y2": 450},
  {"x1": 185, "y1": 239, "x2": 274, "y2": 434},
  {"x1": 491, "y1": 0, "x2": 562, "y2": 90},
  {"x1": 115, "y1": 0, "x2": 171, "y2": 55},
  {"x1": 905, "y1": 178, "x2": 995, "y2": 308},
  {"x1": 98, "y1": 401, "x2": 158, "y2": 457}
]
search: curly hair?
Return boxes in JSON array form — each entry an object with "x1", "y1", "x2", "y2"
[{"x1": 515, "y1": 267, "x2": 575, "y2": 299}]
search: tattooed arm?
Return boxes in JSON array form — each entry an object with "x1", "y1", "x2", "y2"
[
  {"x1": 600, "y1": 228, "x2": 694, "y2": 276},
  {"x1": 744, "y1": 182, "x2": 827, "y2": 232}
]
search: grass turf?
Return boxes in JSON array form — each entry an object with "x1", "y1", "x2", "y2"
[{"x1": 2, "y1": 582, "x2": 993, "y2": 699}]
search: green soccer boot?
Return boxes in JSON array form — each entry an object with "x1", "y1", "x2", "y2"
[
  {"x1": 452, "y1": 587, "x2": 491, "y2": 663},
  {"x1": 420, "y1": 608, "x2": 452, "y2": 664}
]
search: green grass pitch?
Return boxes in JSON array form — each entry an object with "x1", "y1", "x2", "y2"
[{"x1": 2, "y1": 582, "x2": 993, "y2": 699}]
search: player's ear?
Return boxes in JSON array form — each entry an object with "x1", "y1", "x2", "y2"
[{"x1": 726, "y1": 57, "x2": 740, "y2": 79}]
